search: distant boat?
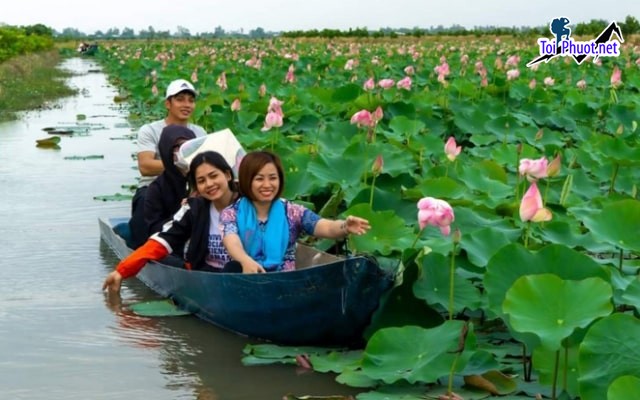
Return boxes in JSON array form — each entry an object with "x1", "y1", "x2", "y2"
[{"x1": 99, "y1": 217, "x2": 394, "y2": 346}]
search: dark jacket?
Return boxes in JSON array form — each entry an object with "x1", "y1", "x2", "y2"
[{"x1": 144, "y1": 125, "x2": 196, "y2": 237}]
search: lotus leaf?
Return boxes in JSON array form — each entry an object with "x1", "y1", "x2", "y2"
[
  {"x1": 580, "y1": 199, "x2": 640, "y2": 253},
  {"x1": 579, "y1": 314, "x2": 640, "y2": 400},
  {"x1": 361, "y1": 321, "x2": 475, "y2": 385},
  {"x1": 607, "y1": 375, "x2": 640, "y2": 400},
  {"x1": 503, "y1": 274, "x2": 612, "y2": 351}
]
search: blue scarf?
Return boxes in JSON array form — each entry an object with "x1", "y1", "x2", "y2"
[{"x1": 236, "y1": 197, "x2": 289, "y2": 271}]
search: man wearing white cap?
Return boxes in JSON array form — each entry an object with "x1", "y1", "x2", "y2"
[{"x1": 129, "y1": 79, "x2": 207, "y2": 248}]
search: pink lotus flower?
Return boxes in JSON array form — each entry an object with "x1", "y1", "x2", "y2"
[
  {"x1": 216, "y1": 72, "x2": 227, "y2": 91},
  {"x1": 444, "y1": 136, "x2": 462, "y2": 161},
  {"x1": 261, "y1": 111, "x2": 283, "y2": 132},
  {"x1": 519, "y1": 157, "x2": 548, "y2": 180},
  {"x1": 529, "y1": 79, "x2": 537, "y2": 90},
  {"x1": 150, "y1": 70, "x2": 157, "y2": 82},
  {"x1": 230, "y1": 98, "x2": 241, "y2": 112},
  {"x1": 610, "y1": 66, "x2": 622, "y2": 88},
  {"x1": 151, "y1": 84, "x2": 158, "y2": 96},
  {"x1": 543, "y1": 77, "x2": 555, "y2": 86},
  {"x1": 404, "y1": 65, "x2": 415, "y2": 75},
  {"x1": 350, "y1": 110, "x2": 374, "y2": 127},
  {"x1": 505, "y1": 55, "x2": 520, "y2": 67},
  {"x1": 285, "y1": 64, "x2": 295, "y2": 84},
  {"x1": 344, "y1": 59, "x2": 357, "y2": 70},
  {"x1": 576, "y1": 79, "x2": 587, "y2": 90},
  {"x1": 372, "y1": 106, "x2": 383, "y2": 123},
  {"x1": 506, "y1": 69, "x2": 520, "y2": 81},
  {"x1": 363, "y1": 77, "x2": 375, "y2": 91},
  {"x1": 267, "y1": 96, "x2": 284, "y2": 116},
  {"x1": 417, "y1": 197, "x2": 455, "y2": 236},
  {"x1": 258, "y1": 83, "x2": 267, "y2": 98},
  {"x1": 519, "y1": 182, "x2": 552, "y2": 222},
  {"x1": 191, "y1": 69, "x2": 198, "y2": 83},
  {"x1": 460, "y1": 54, "x2": 469, "y2": 65},
  {"x1": 378, "y1": 79, "x2": 395, "y2": 89},
  {"x1": 396, "y1": 76, "x2": 412, "y2": 90}
]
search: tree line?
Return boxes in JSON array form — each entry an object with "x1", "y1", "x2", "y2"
[
  {"x1": 3, "y1": 15, "x2": 638, "y2": 44},
  {"x1": 0, "y1": 24, "x2": 54, "y2": 62}
]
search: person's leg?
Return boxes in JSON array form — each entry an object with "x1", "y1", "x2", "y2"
[{"x1": 128, "y1": 186, "x2": 149, "y2": 249}]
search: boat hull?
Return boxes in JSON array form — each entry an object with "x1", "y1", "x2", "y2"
[{"x1": 99, "y1": 217, "x2": 393, "y2": 346}]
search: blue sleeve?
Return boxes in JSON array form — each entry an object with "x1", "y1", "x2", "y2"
[{"x1": 301, "y1": 208, "x2": 321, "y2": 236}]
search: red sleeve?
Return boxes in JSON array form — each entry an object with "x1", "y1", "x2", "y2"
[{"x1": 116, "y1": 239, "x2": 169, "y2": 279}]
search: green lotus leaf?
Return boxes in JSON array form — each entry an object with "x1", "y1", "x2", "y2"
[
  {"x1": 532, "y1": 345, "x2": 580, "y2": 398},
  {"x1": 485, "y1": 115, "x2": 521, "y2": 140},
  {"x1": 580, "y1": 199, "x2": 640, "y2": 253},
  {"x1": 335, "y1": 368, "x2": 380, "y2": 388},
  {"x1": 93, "y1": 192, "x2": 133, "y2": 201},
  {"x1": 413, "y1": 251, "x2": 484, "y2": 313},
  {"x1": 388, "y1": 115, "x2": 426, "y2": 141},
  {"x1": 503, "y1": 274, "x2": 612, "y2": 351},
  {"x1": 306, "y1": 145, "x2": 366, "y2": 188},
  {"x1": 426, "y1": 385, "x2": 493, "y2": 399},
  {"x1": 406, "y1": 177, "x2": 467, "y2": 200},
  {"x1": 595, "y1": 136, "x2": 640, "y2": 166},
  {"x1": 361, "y1": 321, "x2": 475, "y2": 384},
  {"x1": 621, "y1": 277, "x2": 640, "y2": 310},
  {"x1": 454, "y1": 110, "x2": 488, "y2": 135},
  {"x1": 460, "y1": 350, "x2": 501, "y2": 376},
  {"x1": 484, "y1": 243, "x2": 610, "y2": 318},
  {"x1": 331, "y1": 83, "x2": 361, "y2": 102},
  {"x1": 470, "y1": 134, "x2": 498, "y2": 146},
  {"x1": 128, "y1": 299, "x2": 191, "y2": 317},
  {"x1": 461, "y1": 227, "x2": 518, "y2": 268},
  {"x1": 309, "y1": 350, "x2": 362, "y2": 373},
  {"x1": 579, "y1": 314, "x2": 640, "y2": 400},
  {"x1": 607, "y1": 375, "x2": 640, "y2": 400},
  {"x1": 343, "y1": 203, "x2": 415, "y2": 256}
]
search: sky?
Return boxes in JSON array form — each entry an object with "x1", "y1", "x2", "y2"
[{"x1": 2, "y1": 0, "x2": 638, "y2": 34}]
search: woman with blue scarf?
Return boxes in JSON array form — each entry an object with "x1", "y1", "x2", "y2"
[{"x1": 221, "y1": 151, "x2": 371, "y2": 273}]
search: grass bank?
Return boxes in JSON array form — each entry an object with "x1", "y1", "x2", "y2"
[{"x1": 0, "y1": 50, "x2": 77, "y2": 121}]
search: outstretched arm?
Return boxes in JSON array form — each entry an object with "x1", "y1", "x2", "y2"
[{"x1": 313, "y1": 215, "x2": 370, "y2": 239}]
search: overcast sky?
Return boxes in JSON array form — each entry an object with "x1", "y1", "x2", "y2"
[{"x1": 2, "y1": 0, "x2": 638, "y2": 34}]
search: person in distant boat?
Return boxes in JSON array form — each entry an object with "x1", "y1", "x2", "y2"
[
  {"x1": 103, "y1": 151, "x2": 239, "y2": 294},
  {"x1": 220, "y1": 151, "x2": 371, "y2": 274},
  {"x1": 128, "y1": 79, "x2": 207, "y2": 249}
]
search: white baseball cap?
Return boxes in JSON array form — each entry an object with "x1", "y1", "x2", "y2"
[{"x1": 165, "y1": 79, "x2": 197, "y2": 99}]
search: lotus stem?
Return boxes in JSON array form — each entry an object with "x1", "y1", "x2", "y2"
[
  {"x1": 609, "y1": 163, "x2": 619, "y2": 195},
  {"x1": 523, "y1": 222, "x2": 531, "y2": 249},
  {"x1": 449, "y1": 240, "x2": 457, "y2": 320},
  {"x1": 563, "y1": 346, "x2": 568, "y2": 393},
  {"x1": 447, "y1": 351, "x2": 460, "y2": 399},
  {"x1": 552, "y1": 350, "x2": 560, "y2": 400},
  {"x1": 619, "y1": 248, "x2": 624, "y2": 273},
  {"x1": 369, "y1": 175, "x2": 376, "y2": 208}
]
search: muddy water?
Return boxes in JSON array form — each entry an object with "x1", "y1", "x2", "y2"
[{"x1": 0, "y1": 58, "x2": 356, "y2": 400}]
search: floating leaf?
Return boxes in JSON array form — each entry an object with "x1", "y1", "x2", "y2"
[
  {"x1": 503, "y1": 274, "x2": 612, "y2": 351},
  {"x1": 128, "y1": 299, "x2": 191, "y2": 317},
  {"x1": 581, "y1": 199, "x2": 640, "y2": 253},
  {"x1": 579, "y1": 314, "x2": 640, "y2": 400},
  {"x1": 607, "y1": 375, "x2": 640, "y2": 400},
  {"x1": 93, "y1": 193, "x2": 133, "y2": 201}
]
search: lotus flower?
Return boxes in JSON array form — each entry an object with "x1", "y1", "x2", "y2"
[
  {"x1": 519, "y1": 182, "x2": 552, "y2": 222},
  {"x1": 546, "y1": 154, "x2": 562, "y2": 177},
  {"x1": 444, "y1": 136, "x2": 462, "y2": 161},
  {"x1": 611, "y1": 66, "x2": 622, "y2": 88},
  {"x1": 372, "y1": 154, "x2": 384, "y2": 175},
  {"x1": 261, "y1": 111, "x2": 283, "y2": 132},
  {"x1": 378, "y1": 79, "x2": 395, "y2": 89},
  {"x1": 363, "y1": 77, "x2": 375, "y2": 91},
  {"x1": 417, "y1": 197, "x2": 455, "y2": 236},
  {"x1": 519, "y1": 157, "x2": 548, "y2": 180},
  {"x1": 543, "y1": 77, "x2": 555, "y2": 86},
  {"x1": 216, "y1": 72, "x2": 227, "y2": 91},
  {"x1": 350, "y1": 110, "x2": 374, "y2": 127},
  {"x1": 230, "y1": 98, "x2": 241, "y2": 112},
  {"x1": 404, "y1": 65, "x2": 415, "y2": 75},
  {"x1": 396, "y1": 76, "x2": 412, "y2": 90},
  {"x1": 576, "y1": 79, "x2": 587, "y2": 90},
  {"x1": 529, "y1": 79, "x2": 537, "y2": 90},
  {"x1": 506, "y1": 69, "x2": 520, "y2": 81}
]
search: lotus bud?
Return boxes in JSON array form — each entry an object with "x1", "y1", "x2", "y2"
[
  {"x1": 546, "y1": 154, "x2": 561, "y2": 177},
  {"x1": 371, "y1": 154, "x2": 384, "y2": 176}
]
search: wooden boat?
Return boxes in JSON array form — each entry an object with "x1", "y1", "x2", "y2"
[{"x1": 99, "y1": 217, "x2": 394, "y2": 346}]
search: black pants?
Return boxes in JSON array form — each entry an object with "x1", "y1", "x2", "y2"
[{"x1": 128, "y1": 186, "x2": 149, "y2": 249}]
